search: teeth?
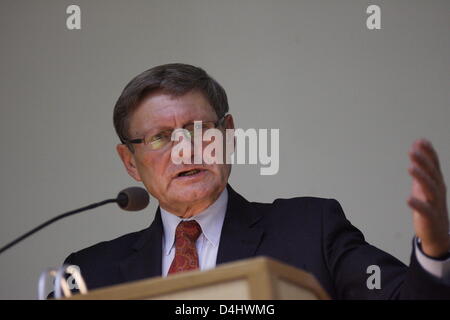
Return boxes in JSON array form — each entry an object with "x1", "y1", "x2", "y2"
[{"x1": 180, "y1": 169, "x2": 200, "y2": 177}]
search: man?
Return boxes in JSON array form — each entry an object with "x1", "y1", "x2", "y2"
[{"x1": 61, "y1": 63, "x2": 450, "y2": 299}]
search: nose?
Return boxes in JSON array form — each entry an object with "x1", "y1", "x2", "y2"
[
  {"x1": 170, "y1": 128, "x2": 203, "y2": 165},
  {"x1": 191, "y1": 131, "x2": 203, "y2": 164}
]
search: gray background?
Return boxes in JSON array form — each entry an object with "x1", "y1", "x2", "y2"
[{"x1": 0, "y1": 0, "x2": 449, "y2": 299}]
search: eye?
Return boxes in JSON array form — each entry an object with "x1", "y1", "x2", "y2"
[
  {"x1": 184, "y1": 123, "x2": 195, "y2": 131},
  {"x1": 150, "y1": 133, "x2": 164, "y2": 142},
  {"x1": 203, "y1": 121, "x2": 215, "y2": 130},
  {"x1": 149, "y1": 132, "x2": 171, "y2": 148},
  {"x1": 150, "y1": 138, "x2": 167, "y2": 150},
  {"x1": 182, "y1": 124, "x2": 195, "y2": 137},
  {"x1": 143, "y1": 130, "x2": 172, "y2": 149}
]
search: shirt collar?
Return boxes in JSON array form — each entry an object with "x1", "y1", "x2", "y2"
[{"x1": 160, "y1": 187, "x2": 228, "y2": 256}]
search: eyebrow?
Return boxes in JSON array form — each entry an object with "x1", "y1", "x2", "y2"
[
  {"x1": 136, "y1": 119, "x2": 193, "y2": 138},
  {"x1": 135, "y1": 116, "x2": 218, "y2": 139}
]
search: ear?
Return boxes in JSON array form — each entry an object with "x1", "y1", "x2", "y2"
[
  {"x1": 223, "y1": 114, "x2": 236, "y2": 157},
  {"x1": 224, "y1": 114, "x2": 235, "y2": 130},
  {"x1": 116, "y1": 144, "x2": 142, "y2": 182},
  {"x1": 223, "y1": 114, "x2": 236, "y2": 162}
]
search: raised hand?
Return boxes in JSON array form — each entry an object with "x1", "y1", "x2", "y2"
[{"x1": 408, "y1": 139, "x2": 449, "y2": 258}]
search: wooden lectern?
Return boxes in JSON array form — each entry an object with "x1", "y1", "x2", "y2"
[{"x1": 65, "y1": 257, "x2": 330, "y2": 300}]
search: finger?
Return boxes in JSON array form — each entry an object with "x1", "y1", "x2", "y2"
[
  {"x1": 409, "y1": 150, "x2": 443, "y2": 186},
  {"x1": 416, "y1": 139, "x2": 442, "y2": 172},
  {"x1": 407, "y1": 196, "x2": 433, "y2": 216},
  {"x1": 408, "y1": 166, "x2": 438, "y2": 202}
]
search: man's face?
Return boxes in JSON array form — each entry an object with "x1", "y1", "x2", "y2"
[{"x1": 117, "y1": 89, "x2": 233, "y2": 216}]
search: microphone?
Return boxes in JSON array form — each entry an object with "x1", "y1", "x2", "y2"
[
  {"x1": 0, "y1": 187, "x2": 150, "y2": 255},
  {"x1": 116, "y1": 186, "x2": 150, "y2": 211}
]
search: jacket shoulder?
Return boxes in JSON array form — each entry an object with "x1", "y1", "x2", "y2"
[
  {"x1": 251, "y1": 196, "x2": 337, "y2": 218},
  {"x1": 65, "y1": 228, "x2": 148, "y2": 266},
  {"x1": 248, "y1": 196, "x2": 348, "y2": 237}
]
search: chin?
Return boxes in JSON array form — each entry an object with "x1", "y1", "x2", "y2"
[{"x1": 170, "y1": 180, "x2": 222, "y2": 205}]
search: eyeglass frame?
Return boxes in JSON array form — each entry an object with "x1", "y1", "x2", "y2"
[{"x1": 123, "y1": 114, "x2": 229, "y2": 153}]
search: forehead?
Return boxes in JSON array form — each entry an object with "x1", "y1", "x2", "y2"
[{"x1": 129, "y1": 90, "x2": 216, "y2": 134}]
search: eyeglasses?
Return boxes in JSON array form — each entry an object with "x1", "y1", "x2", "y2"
[{"x1": 124, "y1": 115, "x2": 228, "y2": 152}]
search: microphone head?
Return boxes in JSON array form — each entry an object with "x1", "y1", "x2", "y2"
[{"x1": 116, "y1": 187, "x2": 150, "y2": 211}]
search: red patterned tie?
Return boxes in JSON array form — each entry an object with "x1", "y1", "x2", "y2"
[{"x1": 168, "y1": 220, "x2": 202, "y2": 275}]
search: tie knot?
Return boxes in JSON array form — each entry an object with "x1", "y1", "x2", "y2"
[{"x1": 175, "y1": 220, "x2": 202, "y2": 242}]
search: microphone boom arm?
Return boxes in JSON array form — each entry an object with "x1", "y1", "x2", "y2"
[{"x1": 0, "y1": 198, "x2": 117, "y2": 255}]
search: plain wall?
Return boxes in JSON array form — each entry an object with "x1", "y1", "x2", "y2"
[{"x1": 0, "y1": 0, "x2": 449, "y2": 299}]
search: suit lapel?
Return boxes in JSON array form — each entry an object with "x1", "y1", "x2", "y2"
[
  {"x1": 119, "y1": 208, "x2": 163, "y2": 282},
  {"x1": 216, "y1": 185, "x2": 264, "y2": 265},
  {"x1": 119, "y1": 185, "x2": 265, "y2": 281}
]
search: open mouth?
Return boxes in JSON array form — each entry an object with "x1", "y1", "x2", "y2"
[{"x1": 177, "y1": 169, "x2": 204, "y2": 177}]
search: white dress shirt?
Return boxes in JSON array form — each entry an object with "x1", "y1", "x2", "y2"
[
  {"x1": 415, "y1": 235, "x2": 450, "y2": 284},
  {"x1": 160, "y1": 188, "x2": 450, "y2": 283},
  {"x1": 160, "y1": 188, "x2": 228, "y2": 276}
]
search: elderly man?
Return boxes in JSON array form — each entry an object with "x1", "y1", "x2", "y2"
[{"x1": 62, "y1": 63, "x2": 450, "y2": 299}]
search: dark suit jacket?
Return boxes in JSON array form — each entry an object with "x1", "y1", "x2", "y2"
[{"x1": 61, "y1": 185, "x2": 450, "y2": 299}]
